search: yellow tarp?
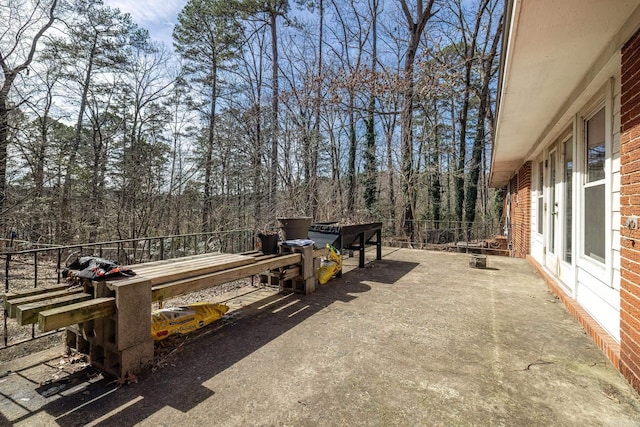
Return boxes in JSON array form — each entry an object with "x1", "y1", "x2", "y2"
[
  {"x1": 152, "y1": 302, "x2": 229, "y2": 341},
  {"x1": 317, "y1": 244, "x2": 342, "y2": 285}
]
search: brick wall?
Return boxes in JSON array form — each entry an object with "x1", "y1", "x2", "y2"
[
  {"x1": 507, "y1": 162, "x2": 531, "y2": 258},
  {"x1": 620, "y1": 28, "x2": 640, "y2": 394}
]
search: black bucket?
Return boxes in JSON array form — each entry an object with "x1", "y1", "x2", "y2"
[{"x1": 257, "y1": 233, "x2": 279, "y2": 254}]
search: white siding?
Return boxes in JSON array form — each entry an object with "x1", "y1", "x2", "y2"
[
  {"x1": 576, "y1": 267, "x2": 620, "y2": 340},
  {"x1": 611, "y1": 77, "x2": 622, "y2": 292}
]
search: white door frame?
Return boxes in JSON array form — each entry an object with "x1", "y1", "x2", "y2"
[{"x1": 545, "y1": 146, "x2": 560, "y2": 274}]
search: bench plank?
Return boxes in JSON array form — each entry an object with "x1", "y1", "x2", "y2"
[
  {"x1": 16, "y1": 293, "x2": 93, "y2": 325},
  {"x1": 131, "y1": 254, "x2": 251, "y2": 278},
  {"x1": 6, "y1": 288, "x2": 85, "y2": 318},
  {"x1": 125, "y1": 251, "x2": 233, "y2": 269},
  {"x1": 38, "y1": 297, "x2": 116, "y2": 332},
  {"x1": 126, "y1": 253, "x2": 248, "y2": 272},
  {"x1": 152, "y1": 253, "x2": 302, "y2": 302},
  {"x1": 3, "y1": 284, "x2": 72, "y2": 304},
  {"x1": 81, "y1": 254, "x2": 258, "y2": 290}
]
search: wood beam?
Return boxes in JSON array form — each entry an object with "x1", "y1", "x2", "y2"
[
  {"x1": 5, "y1": 288, "x2": 85, "y2": 318},
  {"x1": 38, "y1": 297, "x2": 116, "y2": 332},
  {"x1": 16, "y1": 293, "x2": 93, "y2": 325}
]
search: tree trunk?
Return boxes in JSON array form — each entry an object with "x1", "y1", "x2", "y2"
[
  {"x1": 346, "y1": 95, "x2": 356, "y2": 215},
  {"x1": 61, "y1": 35, "x2": 97, "y2": 241},
  {"x1": 0, "y1": 0, "x2": 57, "y2": 229},
  {"x1": 464, "y1": 9, "x2": 503, "y2": 227},
  {"x1": 430, "y1": 99, "x2": 441, "y2": 226},
  {"x1": 310, "y1": 0, "x2": 324, "y2": 220},
  {"x1": 401, "y1": 37, "x2": 418, "y2": 241},
  {"x1": 454, "y1": 0, "x2": 490, "y2": 230},
  {"x1": 363, "y1": 0, "x2": 378, "y2": 215},
  {"x1": 203, "y1": 58, "x2": 218, "y2": 232},
  {"x1": 398, "y1": 0, "x2": 435, "y2": 243},
  {"x1": 269, "y1": 11, "x2": 279, "y2": 211}
]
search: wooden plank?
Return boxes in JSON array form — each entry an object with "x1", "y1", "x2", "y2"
[
  {"x1": 124, "y1": 252, "x2": 219, "y2": 269},
  {"x1": 6, "y1": 288, "x2": 85, "y2": 318},
  {"x1": 38, "y1": 297, "x2": 116, "y2": 332},
  {"x1": 126, "y1": 252, "x2": 240, "y2": 270},
  {"x1": 251, "y1": 254, "x2": 280, "y2": 262},
  {"x1": 152, "y1": 253, "x2": 302, "y2": 302},
  {"x1": 3, "y1": 284, "x2": 72, "y2": 304},
  {"x1": 133, "y1": 255, "x2": 256, "y2": 286},
  {"x1": 16, "y1": 293, "x2": 93, "y2": 325},
  {"x1": 281, "y1": 267, "x2": 301, "y2": 281},
  {"x1": 241, "y1": 250, "x2": 262, "y2": 256},
  {"x1": 130, "y1": 252, "x2": 238, "y2": 270},
  {"x1": 313, "y1": 248, "x2": 329, "y2": 259},
  {"x1": 131, "y1": 253, "x2": 247, "y2": 276}
]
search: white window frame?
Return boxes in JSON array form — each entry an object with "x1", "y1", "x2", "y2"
[{"x1": 576, "y1": 81, "x2": 613, "y2": 284}]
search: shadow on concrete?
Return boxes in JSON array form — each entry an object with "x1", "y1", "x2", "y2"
[
  {"x1": 357, "y1": 259, "x2": 419, "y2": 284},
  {"x1": 3, "y1": 259, "x2": 418, "y2": 426}
]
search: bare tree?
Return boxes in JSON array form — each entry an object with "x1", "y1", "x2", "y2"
[
  {"x1": 463, "y1": 0, "x2": 503, "y2": 228},
  {"x1": 174, "y1": 0, "x2": 242, "y2": 232},
  {"x1": 398, "y1": 0, "x2": 436, "y2": 242},
  {"x1": 54, "y1": 0, "x2": 134, "y2": 240},
  {"x1": 0, "y1": 0, "x2": 57, "y2": 224}
]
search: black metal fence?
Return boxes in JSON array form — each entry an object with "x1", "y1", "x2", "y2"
[
  {"x1": 1, "y1": 230, "x2": 255, "y2": 349},
  {"x1": 381, "y1": 219, "x2": 506, "y2": 249}
]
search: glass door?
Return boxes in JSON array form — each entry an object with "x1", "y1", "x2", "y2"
[{"x1": 546, "y1": 148, "x2": 560, "y2": 274}]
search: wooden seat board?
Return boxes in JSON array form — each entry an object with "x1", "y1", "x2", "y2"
[
  {"x1": 3, "y1": 284, "x2": 72, "y2": 303},
  {"x1": 151, "y1": 253, "x2": 301, "y2": 302},
  {"x1": 130, "y1": 253, "x2": 247, "y2": 276},
  {"x1": 17, "y1": 293, "x2": 93, "y2": 325},
  {"x1": 38, "y1": 297, "x2": 116, "y2": 332},
  {"x1": 111, "y1": 254, "x2": 257, "y2": 287},
  {"x1": 126, "y1": 252, "x2": 243, "y2": 270},
  {"x1": 6, "y1": 288, "x2": 85, "y2": 318}
]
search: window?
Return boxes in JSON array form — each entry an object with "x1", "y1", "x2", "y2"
[
  {"x1": 537, "y1": 161, "x2": 544, "y2": 234},
  {"x1": 583, "y1": 108, "x2": 605, "y2": 263},
  {"x1": 563, "y1": 138, "x2": 573, "y2": 263}
]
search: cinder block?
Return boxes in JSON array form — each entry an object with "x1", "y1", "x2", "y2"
[
  {"x1": 119, "y1": 341, "x2": 154, "y2": 377},
  {"x1": 108, "y1": 279, "x2": 152, "y2": 351},
  {"x1": 300, "y1": 245, "x2": 314, "y2": 280},
  {"x1": 302, "y1": 277, "x2": 315, "y2": 295}
]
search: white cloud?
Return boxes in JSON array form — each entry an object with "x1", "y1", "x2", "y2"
[
  {"x1": 104, "y1": 0, "x2": 188, "y2": 46},
  {"x1": 106, "y1": 0, "x2": 185, "y2": 25}
]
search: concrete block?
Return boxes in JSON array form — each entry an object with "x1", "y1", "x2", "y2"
[
  {"x1": 300, "y1": 245, "x2": 314, "y2": 280},
  {"x1": 108, "y1": 279, "x2": 153, "y2": 351},
  {"x1": 119, "y1": 341, "x2": 155, "y2": 376},
  {"x1": 469, "y1": 255, "x2": 487, "y2": 269}
]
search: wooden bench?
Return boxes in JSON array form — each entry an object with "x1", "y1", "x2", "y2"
[{"x1": 3, "y1": 249, "x2": 324, "y2": 377}]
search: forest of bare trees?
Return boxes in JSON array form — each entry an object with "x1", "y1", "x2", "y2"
[{"x1": 0, "y1": 0, "x2": 504, "y2": 246}]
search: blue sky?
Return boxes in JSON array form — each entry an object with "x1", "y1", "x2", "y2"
[{"x1": 104, "y1": 0, "x2": 188, "y2": 48}]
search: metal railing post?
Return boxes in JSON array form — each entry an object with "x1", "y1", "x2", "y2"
[
  {"x1": 57, "y1": 248, "x2": 62, "y2": 284},
  {"x1": 5, "y1": 252, "x2": 10, "y2": 292},
  {"x1": 33, "y1": 252, "x2": 38, "y2": 289}
]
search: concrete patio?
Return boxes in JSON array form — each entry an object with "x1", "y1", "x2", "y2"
[{"x1": 2, "y1": 248, "x2": 640, "y2": 426}]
